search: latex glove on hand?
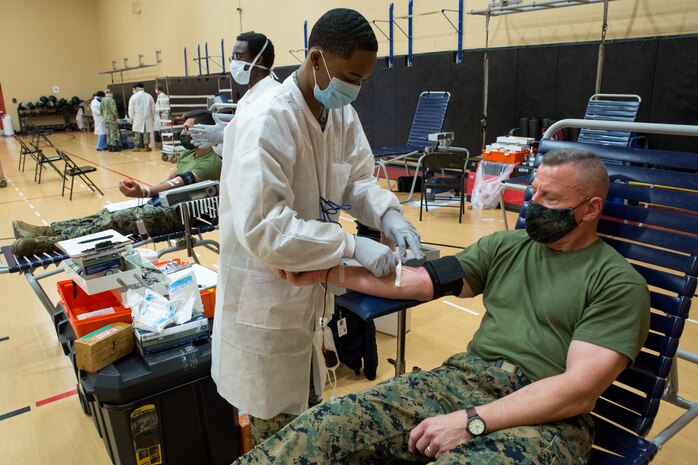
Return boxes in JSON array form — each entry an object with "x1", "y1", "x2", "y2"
[
  {"x1": 188, "y1": 123, "x2": 226, "y2": 148},
  {"x1": 353, "y1": 236, "x2": 399, "y2": 278},
  {"x1": 381, "y1": 209, "x2": 424, "y2": 262}
]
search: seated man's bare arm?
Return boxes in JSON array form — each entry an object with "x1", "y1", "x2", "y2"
[
  {"x1": 119, "y1": 170, "x2": 200, "y2": 198},
  {"x1": 277, "y1": 261, "x2": 474, "y2": 303}
]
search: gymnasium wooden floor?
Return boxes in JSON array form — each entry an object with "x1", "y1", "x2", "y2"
[{"x1": 0, "y1": 132, "x2": 695, "y2": 464}]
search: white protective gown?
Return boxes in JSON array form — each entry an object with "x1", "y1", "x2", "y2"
[
  {"x1": 90, "y1": 98, "x2": 105, "y2": 135},
  {"x1": 128, "y1": 90, "x2": 156, "y2": 133},
  {"x1": 235, "y1": 75, "x2": 280, "y2": 116},
  {"x1": 154, "y1": 92, "x2": 170, "y2": 132},
  {"x1": 211, "y1": 76, "x2": 401, "y2": 419}
]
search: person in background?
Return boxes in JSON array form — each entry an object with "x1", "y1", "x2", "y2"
[
  {"x1": 10, "y1": 110, "x2": 221, "y2": 256},
  {"x1": 128, "y1": 83, "x2": 156, "y2": 152},
  {"x1": 90, "y1": 91, "x2": 107, "y2": 151},
  {"x1": 101, "y1": 89, "x2": 121, "y2": 152},
  {"x1": 236, "y1": 149, "x2": 651, "y2": 465},
  {"x1": 154, "y1": 85, "x2": 170, "y2": 146},
  {"x1": 212, "y1": 8, "x2": 423, "y2": 445},
  {"x1": 189, "y1": 32, "x2": 279, "y2": 150}
]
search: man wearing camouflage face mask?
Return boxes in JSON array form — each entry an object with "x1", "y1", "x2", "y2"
[{"x1": 252, "y1": 148, "x2": 650, "y2": 465}]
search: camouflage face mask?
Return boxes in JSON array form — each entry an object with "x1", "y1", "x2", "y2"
[{"x1": 525, "y1": 198, "x2": 590, "y2": 244}]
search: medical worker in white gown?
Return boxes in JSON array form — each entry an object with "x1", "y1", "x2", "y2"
[{"x1": 212, "y1": 8, "x2": 424, "y2": 442}]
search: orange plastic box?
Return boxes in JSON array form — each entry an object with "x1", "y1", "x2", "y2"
[
  {"x1": 57, "y1": 280, "x2": 133, "y2": 338},
  {"x1": 482, "y1": 149, "x2": 529, "y2": 164}
]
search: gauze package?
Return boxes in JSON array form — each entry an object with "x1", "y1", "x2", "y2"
[
  {"x1": 126, "y1": 288, "x2": 187, "y2": 333},
  {"x1": 167, "y1": 270, "x2": 203, "y2": 319}
]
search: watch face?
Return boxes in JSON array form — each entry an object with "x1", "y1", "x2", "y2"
[{"x1": 468, "y1": 418, "x2": 486, "y2": 436}]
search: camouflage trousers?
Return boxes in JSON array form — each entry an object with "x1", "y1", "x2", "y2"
[
  {"x1": 105, "y1": 121, "x2": 120, "y2": 147},
  {"x1": 134, "y1": 131, "x2": 150, "y2": 148},
  {"x1": 49, "y1": 205, "x2": 181, "y2": 239},
  {"x1": 235, "y1": 352, "x2": 593, "y2": 465}
]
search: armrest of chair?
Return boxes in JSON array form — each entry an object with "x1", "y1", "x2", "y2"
[{"x1": 335, "y1": 291, "x2": 424, "y2": 321}]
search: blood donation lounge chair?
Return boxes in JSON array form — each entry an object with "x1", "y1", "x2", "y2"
[
  {"x1": 338, "y1": 119, "x2": 698, "y2": 464},
  {"x1": 577, "y1": 93, "x2": 642, "y2": 147},
  {"x1": 373, "y1": 91, "x2": 451, "y2": 190}
]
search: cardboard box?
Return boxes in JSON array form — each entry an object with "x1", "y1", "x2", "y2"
[
  {"x1": 238, "y1": 412, "x2": 254, "y2": 454},
  {"x1": 75, "y1": 322, "x2": 134, "y2": 372},
  {"x1": 134, "y1": 313, "x2": 209, "y2": 355}
]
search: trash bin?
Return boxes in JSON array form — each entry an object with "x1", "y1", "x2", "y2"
[{"x1": 2, "y1": 113, "x2": 15, "y2": 136}]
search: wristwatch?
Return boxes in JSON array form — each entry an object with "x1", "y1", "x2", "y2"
[{"x1": 465, "y1": 407, "x2": 486, "y2": 437}]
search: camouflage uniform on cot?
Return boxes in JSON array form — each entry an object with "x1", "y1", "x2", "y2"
[
  {"x1": 101, "y1": 96, "x2": 120, "y2": 148},
  {"x1": 48, "y1": 148, "x2": 222, "y2": 240},
  {"x1": 48, "y1": 203, "x2": 181, "y2": 240},
  {"x1": 234, "y1": 352, "x2": 593, "y2": 465}
]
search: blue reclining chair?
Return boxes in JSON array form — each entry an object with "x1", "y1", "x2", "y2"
[
  {"x1": 577, "y1": 93, "x2": 642, "y2": 147},
  {"x1": 373, "y1": 91, "x2": 450, "y2": 193},
  {"x1": 338, "y1": 120, "x2": 698, "y2": 464}
]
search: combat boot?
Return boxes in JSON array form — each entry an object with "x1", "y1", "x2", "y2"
[
  {"x1": 143, "y1": 147, "x2": 152, "y2": 152},
  {"x1": 11, "y1": 236, "x2": 61, "y2": 257},
  {"x1": 133, "y1": 147, "x2": 142, "y2": 152},
  {"x1": 12, "y1": 220, "x2": 52, "y2": 239}
]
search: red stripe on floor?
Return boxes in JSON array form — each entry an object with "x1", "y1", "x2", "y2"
[
  {"x1": 35, "y1": 388, "x2": 78, "y2": 407},
  {"x1": 61, "y1": 148, "x2": 152, "y2": 187}
]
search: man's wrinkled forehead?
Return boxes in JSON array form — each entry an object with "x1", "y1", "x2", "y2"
[{"x1": 534, "y1": 163, "x2": 583, "y2": 195}]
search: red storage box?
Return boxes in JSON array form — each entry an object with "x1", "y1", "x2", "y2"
[
  {"x1": 57, "y1": 280, "x2": 132, "y2": 337},
  {"x1": 482, "y1": 149, "x2": 528, "y2": 164}
]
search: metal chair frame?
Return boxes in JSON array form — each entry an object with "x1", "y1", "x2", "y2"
[{"x1": 55, "y1": 149, "x2": 103, "y2": 200}]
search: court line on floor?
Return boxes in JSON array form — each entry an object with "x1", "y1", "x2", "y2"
[
  {"x1": 0, "y1": 406, "x2": 31, "y2": 422},
  {"x1": 35, "y1": 388, "x2": 78, "y2": 407},
  {"x1": 441, "y1": 300, "x2": 480, "y2": 316},
  {"x1": 57, "y1": 149, "x2": 153, "y2": 186}
]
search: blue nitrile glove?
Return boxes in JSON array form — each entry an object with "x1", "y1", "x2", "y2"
[
  {"x1": 353, "y1": 236, "x2": 399, "y2": 278},
  {"x1": 188, "y1": 123, "x2": 226, "y2": 148},
  {"x1": 381, "y1": 209, "x2": 424, "y2": 262}
]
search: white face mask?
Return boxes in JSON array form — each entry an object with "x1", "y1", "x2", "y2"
[{"x1": 230, "y1": 39, "x2": 269, "y2": 85}]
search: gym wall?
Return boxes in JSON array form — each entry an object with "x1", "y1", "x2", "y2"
[
  {"x1": 0, "y1": 0, "x2": 104, "y2": 129},
  {"x1": 275, "y1": 33, "x2": 698, "y2": 154}
]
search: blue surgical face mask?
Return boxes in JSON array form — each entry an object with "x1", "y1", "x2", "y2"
[{"x1": 313, "y1": 50, "x2": 361, "y2": 109}]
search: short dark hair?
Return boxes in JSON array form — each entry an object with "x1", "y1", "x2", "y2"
[
  {"x1": 95, "y1": 91, "x2": 105, "y2": 98},
  {"x1": 156, "y1": 85, "x2": 165, "y2": 92},
  {"x1": 308, "y1": 8, "x2": 377, "y2": 59},
  {"x1": 183, "y1": 109, "x2": 215, "y2": 126},
  {"x1": 136, "y1": 82, "x2": 144, "y2": 88},
  {"x1": 541, "y1": 149, "x2": 609, "y2": 199},
  {"x1": 237, "y1": 32, "x2": 275, "y2": 69}
]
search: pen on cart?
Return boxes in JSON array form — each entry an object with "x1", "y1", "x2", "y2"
[{"x1": 77, "y1": 234, "x2": 114, "y2": 244}]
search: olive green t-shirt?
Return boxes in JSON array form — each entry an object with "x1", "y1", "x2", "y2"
[
  {"x1": 456, "y1": 229, "x2": 650, "y2": 381},
  {"x1": 176, "y1": 149, "x2": 222, "y2": 182}
]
